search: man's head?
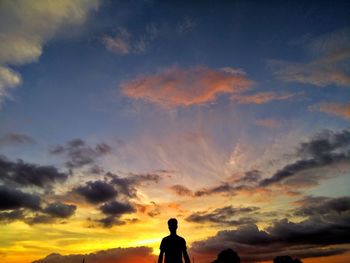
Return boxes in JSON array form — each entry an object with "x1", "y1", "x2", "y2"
[{"x1": 168, "y1": 218, "x2": 178, "y2": 234}]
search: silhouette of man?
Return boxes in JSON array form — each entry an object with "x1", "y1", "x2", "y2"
[{"x1": 158, "y1": 218, "x2": 190, "y2": 263}]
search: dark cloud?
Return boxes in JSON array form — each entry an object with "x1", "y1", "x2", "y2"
[
  {"x1": 260, "y1": 129, "x2": 350, "y2": 187},
  {"x1": 107, "y1": 172, "x2": 160, "y2": 198},
  {"x1": 43, "y1": 202, "x2": 76, "y2": 218},
  {"x1": 294, "y1": 196, "x2": 350, "y2": 218},
  {"x1": 234, "y1": 170, "x2": 262, "y2": 184},
  {"x1": 186, "y1": 205, "x2": 259, "y2": 226},
  {"x1": 0, "y1": 185, "x2": 41, "y2": 211},
  {"x1": 0, "y1": 155, "x2": 68, "y2": 188},
  {"x1": 191, "y1": 196, "x2": 350, "y2": 262},
  {"x1": 0, "y1": 209, "x2": 24, "y2": 223},
  {"x1": 25, "y1": 215, "x2": 57, "y2": 225},
  {"x1": 99, "y1": 200, "x2": 136, "y2": 228},
  {"x1": 74, "y1": 180, "x2": 118, "y2": 204},
  {"x1": 0, "y1": 133, "x2": 35, "y2": 146},
  {"x1": 32, "y1": 246, "x2": 155, "y2": 263},
  {"x1": 100, "y1": 201, "x2": 135, "y2": 216},
  {"x1": 194, "y1": 183, "x2": 244, "y2": 197},
  {"x1": 49, "y1": 139, "x2": 112, "y2": 169},
  {"x1": 167, "y1": 170, "x2": 261, "y2": 198},
  {"x1": 170, "y1": 184, "x2": 193, "y2": 196}
]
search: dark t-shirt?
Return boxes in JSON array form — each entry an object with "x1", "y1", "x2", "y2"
[{"x1": 160, "y1": 234, "x2": 186, "y2": 263}]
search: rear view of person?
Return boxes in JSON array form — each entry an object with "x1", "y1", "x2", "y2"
[{"x1": 158, "y1": 218, "x2": 191, "y2": 263}]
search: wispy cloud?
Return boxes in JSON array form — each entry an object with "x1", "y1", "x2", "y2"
[
  {"x1": 0, "y1": 132, "x2": 35, "y2": 146},
  {"x1": 269, "y1": 28, "x2": 350, "y2": 87},
  {"x1": 0, "y1": 0, "x2": 99, "y2": 104},
  {"x1": 176, "y1": 17, "x2": 197, "y2": 35},
  {"x1": 310, "y1": 101, "x2": 350, "y2": 119},
  {"x1": 103, "y1": 24, "x2": 158, "y2": 55},
  {"x1": 232, "y1": 91, "x2": 300, "y2": 104},
  {"x1": 122, "y1": 66, "x2": 253, "y2": 107}
]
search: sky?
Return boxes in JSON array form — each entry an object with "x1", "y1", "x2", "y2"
[{"x1": 0, "y1": 0, "x2": 349, "y2": 262}]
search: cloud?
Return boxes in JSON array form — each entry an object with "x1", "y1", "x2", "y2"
[
  {"x1": 170, "y1": 184, "x2": 193, "y2": 196},
  {"x1": 0, "y1": 155, "x2": 68, "y2": 188},
  {"x1": 255, "y1": 118, "x2": 283, "y2": 129},
  {"x1": 269, "y1": 28, "x2": 350, "y2": 87},
  {"x1": 121, "y1": 66, "x2": 253, "y2": 107},
  {"x1": 103, "y1": 24, "x2": 158, "y2": 55},
  {"x1": 49, "y1": 139, "x2": 112, "y2": 169},
  {"x1": 74, "y1": 180, "x2": 118, "y2": 204},
  {"x1": 0, "y1": 0, "x2": 99, "y2": 103},
  {"x1": 310, "y1": 101, "x2": 350, "y2": 119},
  {"x1": 32, "y1": 246, "x2": 155, "y2": 263},
  {"x1": 191, "y1": 198, "x2": 350, "y2": 262},
  {"x1": 0, "y1": 209, "x2": 24, "y2": 223},
  {"x1": 186, "y1": 205, "x2": 259, "y2": 226},
  {"x1": 107, "y1": 172, "x2": 161, "y2": 198},
  {"x1": 232, "y1": 91, "x2": 300, "y2": 104},
  {"x1": 43, "y1": 202, "x2": 76, "y2": 218},
  {"x1": 294, "y1": 196, "x2": 350, "y2": 217},
  {"x1": 0, "y1": 132, "x2": 35, "y2": 146},
  {"x1": 0, "y1": 185, "x2": 41, "y2": 211},
  {"x1": 260, "y1": 129, "x2": 350, "y2": 187},
  {"x1": 0, "y1": 66, "x2": 21, "y2": 105},
  {"x1": 99, "y1": 200, "x2": 136, "y2": 227},
  {"x1": 176, "y1": 17, "x2": 197, "y2": 35}
]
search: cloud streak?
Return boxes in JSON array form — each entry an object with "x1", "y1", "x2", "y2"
[
  {"x1": 310, "y1": 101, "x2": 350, "y2": 119},
  {"x1": 269, "y1": 28, "x2": 350, "y2": 87}
]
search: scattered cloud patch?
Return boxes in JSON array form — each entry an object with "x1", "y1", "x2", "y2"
[
  {"x1": 49, "y1": 139, "x2": 112, "y2": 169},
  {"x1": 103, "y1": 24, "x2": 158, "y2": 55}
]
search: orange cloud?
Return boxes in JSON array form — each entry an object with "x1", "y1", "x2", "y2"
[
  {"x1": 310, "y1": 102, "x2": 350, "y2": 119},
  {"x1": 232, "y1": 91, "x2": 299, "y2": 104},
  {"x1": 121, "y1": 66, "x2": 253, "y2": 107}
]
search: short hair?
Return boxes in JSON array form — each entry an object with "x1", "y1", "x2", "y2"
[{"x1": 168, "y1": 218, "x2": 178, "y2": 227}]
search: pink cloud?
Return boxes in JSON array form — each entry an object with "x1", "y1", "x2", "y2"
[
  {"x1": 232, "y1": 91, "x2": 299, "y2": 104},
  {"x1": 310, "y1": 102, "x2": 350, "y2": 119},
  {"x1": 121, "y1": 66, "x2": 253, "y2": 107}
]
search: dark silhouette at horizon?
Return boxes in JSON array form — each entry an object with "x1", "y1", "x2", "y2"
[
  {"x1": 158, "y1": 218, "x2": 191, "y2": 263},
  {"x1": 212, "y1": 248, "x2": 240, "y2": 263},
  {"x1": 274, "y1": 255, "x2": 303, "y2": 263}
]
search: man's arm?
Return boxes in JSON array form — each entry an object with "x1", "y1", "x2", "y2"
[
  {"x1": 158, "y1": 250, "x2": 164, "y2": 263},
  {"x1": 182, "y1": 239, "x2": 190, "y2": 263},
  {"x1": 183, "y1": 248, "x2": 190, "y2": 263}
]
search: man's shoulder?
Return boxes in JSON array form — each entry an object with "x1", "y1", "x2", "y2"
[{"x1": 162, "y1": 235, "x2": 185, "y2": 241}]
